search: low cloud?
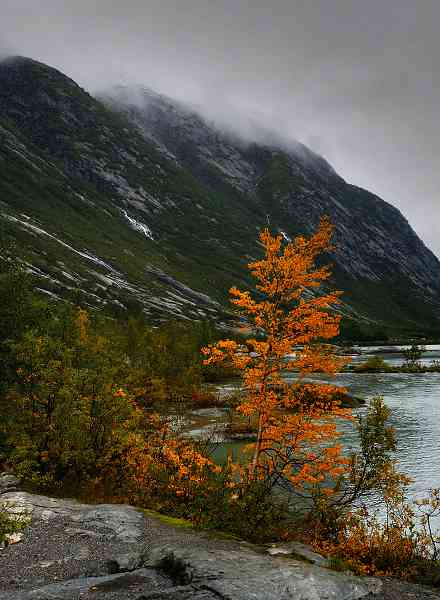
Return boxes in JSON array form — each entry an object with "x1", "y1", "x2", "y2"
[{"x1": 1, "y1": 0, "x2": 439, "y2": 256}]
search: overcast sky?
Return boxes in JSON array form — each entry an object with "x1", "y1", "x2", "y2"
[{"x1": 2, "y1": 1, "x2": 439, "y2": 256}]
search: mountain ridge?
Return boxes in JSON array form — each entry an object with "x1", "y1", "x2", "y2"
[{"x1": 0, "y1": 56, "x2": 439, "y2": 333}]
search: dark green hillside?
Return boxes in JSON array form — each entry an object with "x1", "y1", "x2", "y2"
[
  {"x1": 0, "y1": 58, "x2": 262, "y2": 318},
  {"x1": 1, "y1": 56, "x2": 439, "y2": 332}
]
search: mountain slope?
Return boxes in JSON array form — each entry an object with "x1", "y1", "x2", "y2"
[
  {"x1": 0, "y1": 56, "x2": 439, "y2": 331},
  {"x1": 102, "y1": 86, "x2": 440, "y2": 329}
]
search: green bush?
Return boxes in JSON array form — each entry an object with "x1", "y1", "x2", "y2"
[
  {"x1": 0, "y1": 263, "x2": 236, "y2": 487},
  {"x1": 1, "y1": 315, "x2": 138, "y2": 487},
  {"x1": 403, "y1": 344, "x2": 426, "y2": 366},
  {"x1": 354, "y1": 356, "x2": 391, "y2": 372}
]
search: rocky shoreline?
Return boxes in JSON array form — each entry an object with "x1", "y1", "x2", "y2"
[{"x1": 0, "y1": 475, "x2": 439, "y2": 599}]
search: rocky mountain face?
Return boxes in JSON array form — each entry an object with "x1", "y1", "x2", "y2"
[{"x1": 1, "y1": 56, "x2": 439, "y2": 331}]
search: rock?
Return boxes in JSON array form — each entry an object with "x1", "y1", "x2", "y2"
[
  {"x1": 334, "y1": 392, "x2": 366, "y2": 408},
  {"x1": 107, "y1": 552, "x2": 145, "y2": 574},
  {"x1": 0, "y1": 490, "x2": 384, "y2": 599},
  {"x1": 0, "y1": 474, "x2": 21, "y2": 495},
  {"x1": 266, "y1": 541, "x2": 330, "y2": 567},
  {"x1": 39, "y1": 561, "x2": 56, "y2": 568},
  {"x1": 64, "y1": 527, "x2": 104, "y2": 538},
  {"x1": 225, "y1": 432, "x2": 258, "y2": 442},
  {"x1": 137, "y1": 587, "x2": 221, "y2": 599},
  {"x1": 0, "y1": 569, "x2": 170, "y2": 600},
  {"x1": 143, "y1": 542, "x2": 381, "y2": 599},
  {"x1": 5, "y1": 532, "x2": 23, "y2": 546}
]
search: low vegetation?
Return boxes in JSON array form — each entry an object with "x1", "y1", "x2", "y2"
[
  {"x1": 1, "y1": 222, "x2": 440, "y2": 585},
  {"x1": 352, "y1": 350, "x2": 440, "y2": 373}
]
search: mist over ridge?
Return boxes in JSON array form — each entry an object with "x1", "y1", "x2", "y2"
[
  {"x1": 1, "y1": 0, "x2": 439, "y2": 257},
  {"x1": 0, "y1": 52, "x2": 439, "y2": 331},
  {"x1": 100, "y1": 81, "x2": 339, "y2": 175}
]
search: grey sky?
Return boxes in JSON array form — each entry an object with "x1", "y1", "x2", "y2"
[{"x1": 2, "y1": 1, "x2": 439, "y2": 256}]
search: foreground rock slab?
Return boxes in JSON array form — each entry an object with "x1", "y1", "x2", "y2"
[{"x1": 0, "y1": 482, "x2": 433, "y2": 599}]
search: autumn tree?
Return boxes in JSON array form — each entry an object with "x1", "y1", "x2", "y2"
[{"x1": 203, "y1": 218, "x2": 352, "y2": 503}]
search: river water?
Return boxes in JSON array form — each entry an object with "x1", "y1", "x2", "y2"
[
  {"x1": 186, "y1": 345, "x2": 440, "y2": 518},
  {"x1": 290, "y1": 369, "x2": 440, "y2": 501},
  {"x1": 327, "y1": 345, "x2": 440, "y2": 503}
]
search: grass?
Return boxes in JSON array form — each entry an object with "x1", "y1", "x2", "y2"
[{"x1": 141, "y1": 509, "x2": 194, "y2": 529}]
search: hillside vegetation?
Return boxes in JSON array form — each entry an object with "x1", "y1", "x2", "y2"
[
  {"x1": 3, "y1": 225, "x2": 440, "y2": 585},
  {"x1": 0, "y1": 56, "x2": 439, "y2": 335}
]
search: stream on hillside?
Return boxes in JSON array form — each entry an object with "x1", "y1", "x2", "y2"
[{"x1": 176, "y1": 345, "x2": 440, "y2": 525}]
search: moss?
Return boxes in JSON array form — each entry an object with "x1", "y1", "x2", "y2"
[
  {"x1": 288, "y1": 551, "x2": 314, "y2": 564},
  {"x1": 141, "y1": 509, "x2": 259, "y2": 544},
  {"x1": 141, "y1": 509, "x2": 194, "y2": 529},
  {"x1": 205, "y1": 529, "x2": 244, "y2": 542},
  {"x1": 269, "y1": 551, "x2": 315, "y2": 564},
  {"x1": 327, "y1": 556, "x2": 352, "y2": 572}
]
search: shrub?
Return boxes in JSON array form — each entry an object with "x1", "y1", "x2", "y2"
[
  {"x1": 354, "y1": 356, "x2": 390, "y2": 372},
  {"x1": 403, "y1": 344, "x2": 426, "y2": 366},
  {"x1": 314, "y1": 483, "x2": 440, "y2": 582},
  {"x1": 1, "y1": 313, "x2": 137, "y2": 487}
]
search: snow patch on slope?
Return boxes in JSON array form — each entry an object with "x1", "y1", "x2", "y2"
[{"x1": 122, "y1": 210, "x2": 154, "y2": 240}]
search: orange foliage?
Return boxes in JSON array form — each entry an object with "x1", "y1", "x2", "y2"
[
  {"x1": 203, "y1": 218, "x2": 351, "y2": 495},
  {"x1": 76, "y1": 308, "x2": 89, "y2": 344},
  {"x1": 315, "y1": 479, "x2": 440, "y2": 579},
  {"x1": 98, "y1": 407, "x2": 224, "y2": 520}
]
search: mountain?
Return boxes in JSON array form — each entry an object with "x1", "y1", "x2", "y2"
[{"x1": 0, "y1": 56, "x2": 439, "y2": 333}]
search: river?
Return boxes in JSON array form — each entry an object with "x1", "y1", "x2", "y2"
[{"x1": 184, "y1": 344, "x2": 440, "y2": 519}]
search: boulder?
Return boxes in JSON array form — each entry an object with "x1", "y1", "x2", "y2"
[
  {"x1": 0, "y1": 474, "x2": 20, "y2": 495},
  {"x1": 266, "y1": 541, "x2": 330, "y2": 567}
]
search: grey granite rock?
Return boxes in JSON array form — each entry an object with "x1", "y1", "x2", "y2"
[
  {"x1": 0, "y1": 474, "x2": 20, "y2": 495},
  {"x1": 0, "y1": 569, "x2": 170, "y2": 600},
  {"x1": 143, "y1": 543, "x2": 380, "y2": 600},
  {"x1": 267, "y1": 541, "x2": 331, "y2": 567},
  {"x1": 137, "y1": 587, "x2": 224, "y2": 599},
  {"x1": 107, "y1": 551, "x2": 145, "y2": 574},
  {"x1": 5, "y1": 484, "x2": 435, "y2": 600}
]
